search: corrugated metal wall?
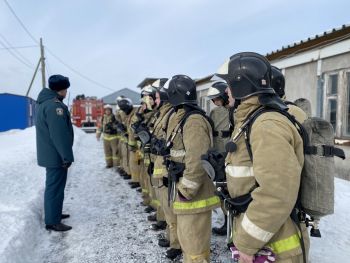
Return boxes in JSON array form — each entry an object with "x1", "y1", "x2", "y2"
[{"x1": 0, "y1": 93, "x2": 36, "y2": 132}]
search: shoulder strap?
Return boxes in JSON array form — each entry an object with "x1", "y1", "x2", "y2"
[
  {"x1": 180, "y1": 109, "x2": 214, "y2": 136},
  {"x1": 284, "y1": 100, "x2": 296, "y2": 106},
  {"x1": 167, "y1": 110, "x2": 211, "y2": 147},
  {"x1": 243, "y1": 107, "x2": 309, "y2": 162},
  {"x1": 145, "y1": 110, "x2": 158, "y2": 126}
]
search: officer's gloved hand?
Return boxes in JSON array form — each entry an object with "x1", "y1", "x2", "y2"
[{"x1": 62, "y1": 162, "x2": 72, "y2": 169}]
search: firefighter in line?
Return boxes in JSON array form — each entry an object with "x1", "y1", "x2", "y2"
[
  {"x1": 145, "y1": 85, "x2": 168, "y2": 231},
  {"x1": 96, "y1": 104, "x2": 118, "y2": 168},
  {"x1": 163, "y1": 75, "x2": 221, "y2": 262},
  {"x1": 216, "y1": 52, "x2": 309, "y2": 263},
  {"x1": 116, "y1": 97, "x2": 134, "y2": 180},
  {"x1": 114, "y1": 96, "x2": 125, "y2": 172},
  {"x1": 206, "y1": 81, "x2": 232, "y2": 236},
  {"x1": 149, "y1": 79, "x2": 183, "y2": 259},
  {"x1": 124, "y1": 100, "x2": 140, "y2": 189},
  {"x1": 137, "y1": 88, "x2": 158, "y2": 213}
]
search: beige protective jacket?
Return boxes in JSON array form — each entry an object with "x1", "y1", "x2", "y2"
[
  {"x1": 151, "y1": 103, "x2": 173, "y2": 179},
  {"x1": 166, "y1": 109, "x2": 220, "y2": 215},
  {"x1": 225, "y1": 96, "x2": 309, "y2": 260}
]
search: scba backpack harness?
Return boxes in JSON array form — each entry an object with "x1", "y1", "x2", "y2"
[{"x1": 226, "y1": 105, "x2": 345, "y2": 262}]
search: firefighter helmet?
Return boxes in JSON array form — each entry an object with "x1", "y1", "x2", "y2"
[
  {"x1": 271, "y1": 66, "x2": 285, "y2": 98},
  {"x1": 117, "y1": 98, "x2": 133, "y2": 112},
  {"x1": 103, "y1": 104, "x2": 112, "y2": 109},
  {"x1": 164, "y1": 75, "x2": 197, "y2": 107},
  {"x1": 216, "y1": 52, "x2": 275, "y2": 100},
  {"x1": 152, "y1": 78, "x2": 169, "y2": 102},
  {"x1": 206, "y1": 81, "x2": 229, "y2": 105},
  {"x1": 115, "y1": 95, "x2": 126, "y2": 104}
]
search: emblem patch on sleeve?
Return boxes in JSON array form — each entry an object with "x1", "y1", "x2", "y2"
[{"x1": 56, "y1": 108, "x2": 64, "y2": 116}]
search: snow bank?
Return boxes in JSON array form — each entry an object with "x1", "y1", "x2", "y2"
[{"x1": 0, "y1": 126, "x2": 85, "y2": 262}]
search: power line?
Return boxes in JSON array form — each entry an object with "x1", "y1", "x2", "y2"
[
  {"x1": 3, "y1": 0, "x2": 116, "y2": 92},
  {"x1": 0, "y1": 44, "x2": 38, "y2": 50},
  {"x1": 0, "y1": 38, "x2": 33, "y2": 69},
  {"x1": 45, "y1": 47, "x2": 116, "y2": 92},
  {"x1": 0, "y1": 33, "x2": 34, "y2": 67},
  {"x1": 3, "y1": 0, "x2": 39, "y2": 44}
]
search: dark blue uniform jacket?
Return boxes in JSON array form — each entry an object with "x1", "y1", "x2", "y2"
[{"x1": 36, "y1": 88, "x2": 74, "y2": 168}]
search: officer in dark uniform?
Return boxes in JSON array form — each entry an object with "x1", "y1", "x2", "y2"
[{"x1": 36, "y1": 74, "x2": 74, "y2": 232}]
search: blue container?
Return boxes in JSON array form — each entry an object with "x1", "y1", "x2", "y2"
[{"x1": 0, "y1": 93, "x2": 36, "y2": 132}]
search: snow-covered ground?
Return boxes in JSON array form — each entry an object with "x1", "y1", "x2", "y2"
[{"x1": 0, "y1": 127, "x2": 349, "y2": 263}]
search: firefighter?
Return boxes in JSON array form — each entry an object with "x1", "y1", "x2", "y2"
[
  {"x1": 36, "y1": 74, "x2": 73, "y2": 231},
  {"x1": 206, "y1": 81, "x2": 231, "y2": 236},
  {"x1": 137, "y1": 88, "x2": 158, "y2": 213},
  {"x1": 216, "y1": 52, "x2": 309, "y2": 263},
  {"x1": 149, "y1": 79, "x2": 183, "y2": 259},
  {"x1": 117, "y1": 97, "x2": 134, "y2": 180},
  {"x1": 163, "y1": 75, "x2": 221, "y2": 262},
  {"x1": 96, "y1": 104, "x2": 118, "y2": 168},
  {"x1": 126, "y1": 100, "x2": 141, "y2": 188},
  {"x1": 114, "y1": 96, "x2": 127, "y2": 176},
  {"x1": 114, "y1": 96, "x2": 125, "y2": 170},
  {"x1": 145, "y1": 85, "x2": 168, "y2": 231}
]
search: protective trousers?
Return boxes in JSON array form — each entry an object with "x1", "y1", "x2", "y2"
[
  {"x1": 177, "y1": 211, "x2": 212, "y2": 263},
  {"x1": 140, "y1": 162, "x2": 151, "y2": 205},
  {"x1": 114, "y1": 138, "x2": 120, "y2": 166},
  {"x1": 152, "y1": 178, "x2": 164, "y2": 221},
  {"x1": 44, "y1": 167, "x2": 68, "y2": 225},
  {"x1": 121, "y1": 142, "x2": 130, "y2": 175},
  {"x1": 148, "y1": 174, "x2": 159, "y2": 211},
  {"x1": 159, "y1": 186, "x2": 180, "y2": 249},
  {"x1": 103, "y1": 138, "x2": 118, "y2": 167},
  {"x1": 129, "y1": 150, "x2": 141, "y2": 183}
]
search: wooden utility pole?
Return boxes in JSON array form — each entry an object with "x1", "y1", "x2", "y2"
[
  {"x1": 26, "y1": 58, "x2": 41, "y2": 96},
  {"x1": 40, "y1": 38, "x2": 46, "y2": 88},
  {"x1": 26, "y1": 37, "x2": 46, "y2": 96}
]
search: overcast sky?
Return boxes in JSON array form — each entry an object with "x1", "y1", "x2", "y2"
[{"x1": 1, "y1": 0, "x2": 350, "y2": 102}]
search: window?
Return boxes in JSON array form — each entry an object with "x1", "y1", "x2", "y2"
[
  {"x1": 326, "y1": 73, "x2": 338, "y2": 130},
  {"x1": 328, "y1": 74, "x2": 338, "y2": 95},
  {"x1": 328, "y1": 99, "x2": 337, "y2": 129}
]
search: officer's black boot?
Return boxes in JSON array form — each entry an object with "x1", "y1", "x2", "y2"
[
  {"x1": 212, "y1": 215, "x2": 227, "y2": 236},
  {"x1": 166, "y1": 248, "x2": 182, "y2": 260},
  {"x1": 61, "y1": 214, "x2": 70, "y2": 219},
  {"x1": 46, "y1": 223, "x2": 72, "y2": 232}
]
